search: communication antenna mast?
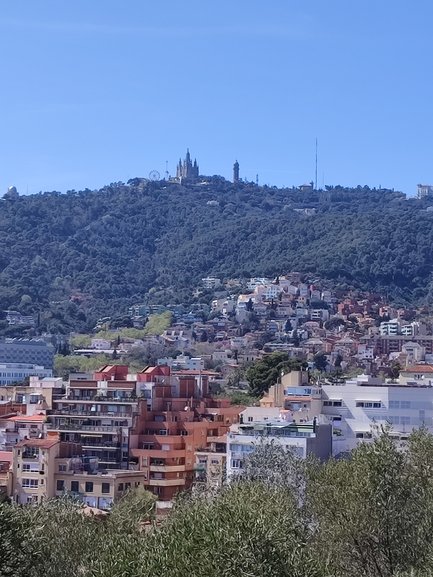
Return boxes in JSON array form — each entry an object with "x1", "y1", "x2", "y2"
[
  {"x1": 315, "y1": 138, "x2": 318, "y2": 191},
  {"x1": 165, "y1": 160, "x2": 169, "y2": 180},
  {"x1": 256, "y1": 174, "x2": 259, "y2": 186}
]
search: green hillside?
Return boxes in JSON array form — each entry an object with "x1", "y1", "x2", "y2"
[{"x1": 1, "y1": 178, "x2": 432, "y2": 333}]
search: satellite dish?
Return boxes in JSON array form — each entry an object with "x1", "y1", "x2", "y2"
[{"x1": 149, "y1": 170, "x2": 160, "y2": 181}]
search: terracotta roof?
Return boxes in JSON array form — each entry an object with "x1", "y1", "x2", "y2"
[
  {"x1": 0, "y1": 451, "x2": 13, "y2": 463},
  {"x1": 404, "y1": 365, "x2": 433, "y2": 373},
  {"x1": 15, "y1": 438, "x2": 59, "y2": 449},
  {"x1": 174, "y1": 370, "x2": 218, "y2": 376},
  {"x1": 6, "y1": 414, "x2": 46, "y2": 422}
]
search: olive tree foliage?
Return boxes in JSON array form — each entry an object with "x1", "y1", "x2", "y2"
[
  {"x1": 13, "y1": 491, "x2": 156, "y2": 577},
  {"x1": 5, "y1": 430, "x2": 433, "y2": 576},
  {"x1": 307, "y1": 427, "x2": 433, "y2": 577},
  {"x1": 139, "y1": 482, "x2": 324, "y2": 577},
  {"x1": 0, "y1": 503, "x2": 39, "y2": 577},
  {"x1": 239, "y1": 437, "x2": 311, "y2": 500}
]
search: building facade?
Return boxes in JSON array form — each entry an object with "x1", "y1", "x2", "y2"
[
  {"x1": 176, "y1": 149, "x2": 199, "y2": 181},
  {"x1": 226, "y1": 416, "x2": 332, "y2": 479},
  {"x1": 0, "y1": 339, "x2": 54, "y2": 369}
]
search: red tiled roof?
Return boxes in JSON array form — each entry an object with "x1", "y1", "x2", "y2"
[
  {"x1": 0, "y1": 451, "x2": 13, "y2": 463},
  {"x1": 15, "y1": 438, "x2": 59, "y2": 449},
  {"x1": 174, "y1": 370, "x2": 218, "y2": 376},
  {"x1": 404, "y1": 365, "x2": 433, "y2": 373},
  {"x1": 6, "y1": 414, "x2": 46, "y2": 422}
]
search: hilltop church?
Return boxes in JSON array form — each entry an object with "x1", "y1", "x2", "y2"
[{"x1": 176, "y1": 149, "x2": 199, "y2": 181}]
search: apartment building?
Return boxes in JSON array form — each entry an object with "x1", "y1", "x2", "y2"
[
  {"x1": 321, "y1": 371, "x2": 433, "y2": 455},
  {"x1": 0, "y1": 363, "x2": 52, "y2": 385},
  {"x1": 47, "y1": 365, "x2": 143, "y2": 470},
  {"x1": 130, "y1": 366, "x2": 242, "y2": 500},
  {"x1": 379, "y1": 335, "x2": 433, "y2": 356},
  {"x1": 226, "y1": 416, "x2": 332, "y2": 479},
  {"x1": 11, "y1": 437, "x2": 146, "y2": 508},
  {"x1": 0, "y1": 451, "x2": 12, "y2": 495},
  {"x1": 1, "y1": 414, "x2": 47, "y2": 451},
  {"x1": 12, "y1": 437, "x2": 76, "y2": 504},
  {"x1": 0, "y1": 339, "x2": 54, "y2": 369},
  {"x1": 42, "y1": 363, "x2": 242, "y2": 500}
]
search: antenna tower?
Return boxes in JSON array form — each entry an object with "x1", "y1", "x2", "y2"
[
  {"x1": 165, "y1": 160, "x2": 169, "y2": 180},
  {"x1": 315, "y1": 138, "x2": 318, "y2": 191}
]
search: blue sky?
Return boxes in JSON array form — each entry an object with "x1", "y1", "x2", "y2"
[{"x1": 1, "y1": 1, "x2": 431, "y2": 195}]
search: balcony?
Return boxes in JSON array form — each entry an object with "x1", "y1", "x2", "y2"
[
  {"x1": 147, "y1": 478, "x2": 186, "y2": 487},
  {"x1": 131, "y1": 448, "x2": 185, "y2": 459},
  {"x1": 48, "y1": 424, "x2": 122, "y2": 433},
  {"x1": 64, "y1": 395, "x2": 138, "y2": 403},
  {"x1": 140, "y1": 434, "x2": 185, "y2": 445},
  {"x1": 22, "y1": 452, "x2": 39, "y2": 459},
  {"x1": 149, "y1": 464, "x2": 185, "y2": 473},
  {"x1": 81, "y1": 440, "x2": 120, "y2": 449},
  {"x1": 50, "y1": 409, "x2": 133, "y2": 418}
]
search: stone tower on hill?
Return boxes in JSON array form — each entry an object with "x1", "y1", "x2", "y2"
[
  {"x1": 233, "y1": 160, "x2": 240, "y2": 184},
  {"x1": 176, "y1": 149, "x2": 199, "y2": 181}
]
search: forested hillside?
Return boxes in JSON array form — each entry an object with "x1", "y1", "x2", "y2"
[{"x1": 1, "y1": 177, "x2": 432, "y2": 333}]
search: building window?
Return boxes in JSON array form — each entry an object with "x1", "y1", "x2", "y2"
[
  {"x1": 85, "y1": 482, "x2": 93, "y2": 493},
  {"x1": 247, "y1": 416, "x2": 253, "y2": 422},
  {"x1": 57, "y1": 480, "x2": 65, "y2": 491},
  {"x1": 58, "y1": 464, "x2": 67, "y2": 472},
  {"x1": 22, "y1": 447, "x2": 39, "y2": 458},
  {"x1": 22, "y1": 478, "x2": 38, "y2": 488},
  {"x1": 101, "y1": 483, "x2": 110, "y2": 494},
  {"x1": 71, "y1": 481, "x2": 79, "y2": 493},
  {"x1": 22, "y1": 463, "x2": 38, "y2": 472},
  {"x1": 118, "y1": 483, "x2": 124, "y2": 492},
  {"x1": 401, "y1": 401, "x2": 411, "y2": 409},
  {"x1": 231, "y1": 459, "x2": 243, "y2": 469},
  {"x1": 389, "y1": 401, "x2": 400, "y2": 409}
]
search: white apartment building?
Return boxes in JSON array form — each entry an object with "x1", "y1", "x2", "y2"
[
  {"x1": 379, "y1": 319, "x2": 400, "y2": 336},
  {"x1": 201, "y1": 277, "x2": 222, "y2": 289},
  {"x1": 0, "y1": 363, "x2": 52, "y2": 385},
  {"x1": 226, "y1": 414, "x2": 332, "y2": 479},
  {"x1": 321, "y1": 372, "x2": 433, "y2": 455}
]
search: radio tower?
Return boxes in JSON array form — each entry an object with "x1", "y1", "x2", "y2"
[{"x1": 315, "y1": 138, "x2": 318, "y2": 191}]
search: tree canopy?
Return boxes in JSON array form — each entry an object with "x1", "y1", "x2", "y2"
[
  {"x1": 1, "y1": 180, "x2": 432, "y2": 334},
  {"x1": 3, "y1": 429, "x2": 433, "y2": 576}
]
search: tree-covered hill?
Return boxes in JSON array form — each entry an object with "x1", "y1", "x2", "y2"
[{"x1": 1, "y1": 178, "x2": 432, "y2": 332}]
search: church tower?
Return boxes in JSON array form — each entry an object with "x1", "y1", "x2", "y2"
[
  {"x1": 233, "y1": 160, "x2": 240, "y2": 184},
  {"x1": 176, "y1": 149, "x2": 200, "y2": 181}
]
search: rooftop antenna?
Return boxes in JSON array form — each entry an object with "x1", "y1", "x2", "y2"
[
  {"x1": 165, "y1": 160, "x2": 169, "y2": 181},
  {"x1": 315, "y1": 137, "x2": 318, "y2": 191},
  {"x1": 256, "y1": 174, "x2": 259, "y2": 186}
]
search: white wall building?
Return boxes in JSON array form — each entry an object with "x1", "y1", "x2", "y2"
[
  {"x1": 379, "y1": 319, "x2": 400, "y2": 336},
  {"x1": 0, "y1": 364, "x2": 52, "y2": 385},
  {"x1": 321, "y1": 371, "x2": 433, "y2": 456},
  {"x1": 226, "y1": 416, "x2": 332, "y2": 479}
]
